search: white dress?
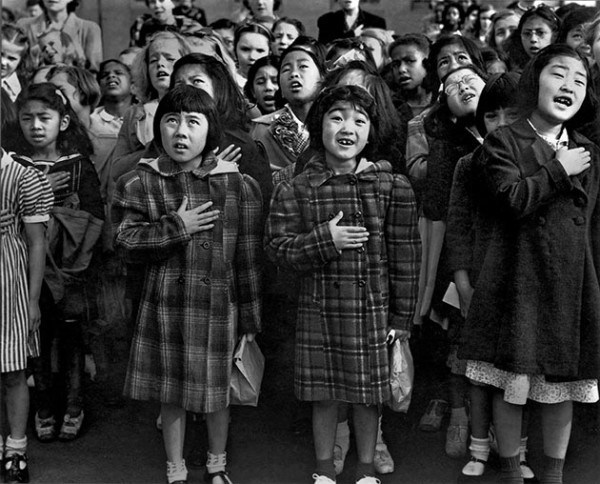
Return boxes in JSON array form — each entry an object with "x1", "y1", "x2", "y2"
[{"x1": 0, "y1": 151, "x2": 53, "y2": 372}]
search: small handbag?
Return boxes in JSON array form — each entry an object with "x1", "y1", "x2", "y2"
[
  {"x1": 230, "y1": 335, "x2": 265, "y2": 407},
  {"x1": 387, "y1": 339, "x2": 414, "y2": 413}
]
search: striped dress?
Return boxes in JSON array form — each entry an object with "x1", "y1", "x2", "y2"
[{"x1": 1, "y1": 151, "x2": 54, "y2": 372}]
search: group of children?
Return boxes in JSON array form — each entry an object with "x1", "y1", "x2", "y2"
[{"x1": 1, "y1": 1, "x2": 600, "y2": 484}]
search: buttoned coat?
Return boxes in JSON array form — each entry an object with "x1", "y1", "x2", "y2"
[
  {"x1": 113, "y1": 155, "x2": 263, "y2": 413},
  {"x1": 458, "y1": 119, "x2": 600, "y2": 380},
  {"x1": 265, "y1": 156, "x2": 420, "y2": 403}
]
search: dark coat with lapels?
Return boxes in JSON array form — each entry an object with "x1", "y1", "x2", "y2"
[
  {"x1": 265, "y1": 155, "x2": 420, "y2": 403},
  {"x1": 317, "y1": 9, "x2": 386, "y2": 45},
  {"x1": 458, "y1": 117, "x2": 600, "y2": 381}
]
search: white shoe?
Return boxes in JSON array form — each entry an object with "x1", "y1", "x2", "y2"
[
  {"x1": 356, "y1": 477, "x2": 381, "y2": 484},
  {"x1": 520, "y1": 461, "x2": 535, "y2": 480},
  {"x1": 312, "y1": 473, "x2": 335, "y2": 484},
  {"x1": 373, "y1": 443, "x2": 394, "y2": 474},
  {"x1": 462, "y1": 457, "x2": 486, "y2": 476}
]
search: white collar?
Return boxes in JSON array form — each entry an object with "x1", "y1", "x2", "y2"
[{"x1": 2, "y1": 72, "x2": 21, "y2": 102}]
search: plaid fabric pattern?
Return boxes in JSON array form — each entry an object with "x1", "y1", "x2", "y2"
[
  {"x1": 113, "y1": 155, "x2": 263, "y2": 413},
  {"x1": 265, "y1": 156, "x2": 420, "y2": 403}
]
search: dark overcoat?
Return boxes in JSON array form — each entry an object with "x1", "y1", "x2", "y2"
[
  {"x1": 265, "y1": 156, "x2": 420, "y2": 403},
  {"x1": 113, "y1": 155, "x2": 263, "y2": 413},
  {"x1": 458, "y1": 119, "x2": 600, "y2": 380}
]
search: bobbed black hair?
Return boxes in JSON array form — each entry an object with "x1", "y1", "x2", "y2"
[
  {"x1": 518, "y1": 43, "x2": 596, "y2": 129},
  {"x1": 153, "y1": 85, "x2": 222, "y2": 157},
  {"x1": 475, "y1": 72, "x2": 520, "y2": 136},
  {"x1": 306, "y1": 85, "x2": 379, "y2": 159}
]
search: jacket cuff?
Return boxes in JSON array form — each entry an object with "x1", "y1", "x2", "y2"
[{"x1": 545, "y1": 158, "x2": 573, "y2": 192}]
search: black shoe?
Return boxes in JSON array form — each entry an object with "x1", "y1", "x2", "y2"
[{"x1": 4, "y1": 453, "x2": 29, "y2": 483}]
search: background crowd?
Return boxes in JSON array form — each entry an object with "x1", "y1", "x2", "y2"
[{"x1": 2, "y1": 1, "x2": 600, "y2": 484}]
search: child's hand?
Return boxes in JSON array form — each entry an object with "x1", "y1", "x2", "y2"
[
  {"x1": 214, "y1": 144, "x2": 242, "y2": 164},
  {"x1": 28, "y1": 300, "x2": 41, "y2": 333},
  {"x1": 177, "y1": 197, "x2": 220, "y2": 235},
  {"x1": 47, "y1": 171, "x2": 71, "y2": 193},
  {"x1": 328, "y1": 211, "x2": 369, "y2": 251},
  {"x1": 556, "y1": 146, "x2": 591, "y2": 176}
]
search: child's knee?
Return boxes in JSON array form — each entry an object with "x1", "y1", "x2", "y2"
[{"x1": 3, "y1": 370, "x2": 26, "y2": 388}]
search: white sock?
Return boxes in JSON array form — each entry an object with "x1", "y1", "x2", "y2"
[
  {"x1": 469, "y1": 435, "x2": 490, "y2": 462},
  {"x1": 335, "y1": 419, "x2": 350, "y2": 449},
  {"x1": 206, "y1": 451, "x2": 227, "y2": 474},
  {"x1": 166, "y1": 459, "x2": 187, "y2": 484},
  {"x1": 5, "y1": 435, "x2": 27, "y2": 457},
  {"x1": 519, "y1": 437, "x2": 528, "y2": 462}
]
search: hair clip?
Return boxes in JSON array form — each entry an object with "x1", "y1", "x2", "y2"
[{"x1": 55, "y1": 88, "x2": 68, "y2": 105}]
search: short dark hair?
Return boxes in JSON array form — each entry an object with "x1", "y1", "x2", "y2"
[
  {"x1": 243, "y1": 54, "x2": 282, "y2": 106},
  {"x1": 307, "y1": 85, "x2": 378, "y2": 158},
  {"x1": 209, "y1": 18, "x2": 238, "y2": 31},
  {"x1": 475, "y1": 72, "x2": 520, "y2": 135},
  {"x1": 518, "y1": 43, "x2": 596, "y2": 128},
  {"x1": 442, "y1": 2, "x2": 466, "y2": 29},
  {"x1": 557, "y1": 6, "x2": 596, "y2": 44},
  {"x1": 96, "y1": 59, "x2": 131, "y2": 84},
  {"x1": 389, "y1": 33, "x2": 431, "y2": 59},
  {"x1": 153, "y1": 85, "x2": 222, "y2": 156},
  {"x1": 281, "y1": 36, "x2": 328, "y2": 77}
]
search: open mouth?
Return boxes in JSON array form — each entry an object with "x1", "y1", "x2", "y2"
[
  {"x1": 262, "y1": 95, "x2": 276, "y2": 103},
  {"x1": 106, "y1": 80, "x2": 119, "y2": 88},
  {"x1": 289, "y1": 81, "x2": 302, "y2": 91},
  {"x1": 337, "y1": 138, "x2": 355, "y2": 146},
  {"x1": 462, "y1": 93, "x2": 476, "y2": 103},
  {"x1": 554, "y1": 96, "x2": 573, "y2": 107},
  {"x1": 156, "y1": 71, "x2": 169, "y2": 79},
  {"x1": 173, "y1": 143, "x2": 187, "y2": 150}
]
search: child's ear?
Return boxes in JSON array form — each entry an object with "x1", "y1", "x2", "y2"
[{"x1": 59, "y1": 114, "x2": 70, "y2": 132}]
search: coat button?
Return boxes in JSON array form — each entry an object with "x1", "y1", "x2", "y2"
[
  {"x1": 573, "y1": 216, "x2": 585, "y2": 226},
  {"x1": 348, "y1": 177, "x2": 357, "y2": 185},
  {"x1": 537, "y1": 216, "x2": 546, "y2": 226},
  {"x1": 203, "y1": 277, "x2": 211, "y2": 285},
  {"x1": 357, "y1": 280, "x2": 366, "y2": 287},
  {"x1": 177, "y1": 276, "x2": 185, "y2": 284},
  {"x1": 202, "y1": 241, "x2": 211, "y2": 249},
  {"x1": 354, "y1": 211, "x2": 362, "y2": 220}
]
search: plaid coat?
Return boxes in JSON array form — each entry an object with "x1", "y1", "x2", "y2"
[
  {"x1": 113, "y1": 155, "x2": 263, "y2": 413},
  {"x1": 265, "y1": 156, "x2": 420, "y2": 403}
]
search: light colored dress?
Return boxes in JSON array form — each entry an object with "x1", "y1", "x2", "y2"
[{"x1": 0, "y1": 151, "x2": 53, "y2": 372}]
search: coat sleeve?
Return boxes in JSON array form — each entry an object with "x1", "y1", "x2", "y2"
[
  {"x1": 78, "y1": 157, "x2": 105, "y2": 221},
  {"x1": 112, "y1": 171, "x2": 191, "y2": 263},
  {"x1": 386, "y1": 174, "x2": 421, "y2": 331},
  {"x1": 235, "y1": 175, "x2": 264, "y2": 335},
  {"x1": 482, "y1": 130, "x2": 573, "y2": 219},
  {"x1": 264, "y1": 180, "x2": 341, "y2": 272}
]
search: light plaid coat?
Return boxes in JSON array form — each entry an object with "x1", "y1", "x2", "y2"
[
  {"x1": 265, "y1": 156, "x2": 420, "y2": 404},
  {"x1": 113, "y1": 155, "x2": 263, "y2": 413}
]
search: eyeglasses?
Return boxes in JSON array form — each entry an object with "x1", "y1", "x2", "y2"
[{"x1": 444, "y1": 74, "x2": 480, "y2": 96}]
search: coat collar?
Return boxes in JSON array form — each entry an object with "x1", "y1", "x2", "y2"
[
  {"x1": 138, "y1": 153, "x2": 239, "y2": 178},
  {"x1": 304, "y1": 154, "x2": 391, "y2": 187}
]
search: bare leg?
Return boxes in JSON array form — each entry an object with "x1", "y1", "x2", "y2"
[
  {"x1": 4, "y1": 371, "x2": 29, "y2": 440},
  {"x1": 541, "y1": 401, "x2": 572, "y2": 459},
  {"x1": 206, "y1": 406, "x2": 230, "y2": 455},
  {"x1": 353, "y1": 404, "x2": 378, "y2": 464},
  {"x1": 313, "y1": 400, "x2": 339, "y2": 460},
  {"x1": 470, "y1": 383, "x2": 491, "y2": 439}
]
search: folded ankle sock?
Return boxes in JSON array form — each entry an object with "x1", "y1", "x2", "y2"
[
  {"x1": 166, "y1": 459, "x2": 187, "y2": 484},
  {"x1": 469, "y1": 435, "x2": 490, "y2": 462},
  {"x1": 316, "y1": 457, "x2": 336, "y2": 481},
  {"x1": 206, "y1": 452, "x2": 227, "y2": 474},
  {"x1": 450, "y1": 406, "x2": 469, "y2": 426},
  {"x1": 541, "y1": 455, "x2": 564, "y2": 484},
  {"x1": 5, "y1": 435, "x2": 27, "y2": 458},
  {"x1": 355, "y1": 461, "x2": 376, "y2": 481},
  {"x1": 499, "y1": 455, "x2": 524, "y2": 484}
]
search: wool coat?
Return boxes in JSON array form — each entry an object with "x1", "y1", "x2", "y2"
[
  {"x1": 458, "y1": 118, "x2": 600, "y2": 381},
  {"x1": 113, "y1": 155, "x2": 263, "y2": 413},
  {"x1": 265, "y1": 156, "x2": 420, "y2": 404},
  {"x1": 317, "y1": 9, "x2": 387, "y2": 46}
]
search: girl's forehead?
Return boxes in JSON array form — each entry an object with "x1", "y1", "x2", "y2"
[
  {"x1": 21, "y1": 99, "x2": 56, "y2": 113},
  {"x1": 523, "y1": 16, "x2": 552, "y2": 29},
  {"x1": 544, "y1": 55, "x2": 587, "y2": 74},
  {"x1": 327, "y1": 100, "x2": 368, "y2": 115},
  {"x1": 176, "y1": 63, "x2": 209, "y2": 77},
  {"x1": 275, "y1": 22, "x2": 299, "y2": 34},
  {"x1": 239, "y1": 32, "x2": 270, "y2": 46},
  {"x1": 445, "y1": 67, "x2": 477, "y2": 84},
  {"x1": 149, "y1": 38, "x2": 181, "y2": 55},
  {"x1": 282, "y1": 50, "x2": 316, "y2": 66},
  {"x1": 256, "y1": 65, "x2": 278, "y2": 76}
]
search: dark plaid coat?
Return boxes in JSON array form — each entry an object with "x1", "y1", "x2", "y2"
[
  {"x1": 265, "y1": 156, "x2": 420, "y2": 403},
  {"x1": 113, "y1": 155, "x2": 263, "y2": 413}
]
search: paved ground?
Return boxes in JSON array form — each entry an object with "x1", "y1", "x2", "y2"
[{"x1": 20, "y1": 315, "x2": 600, "y2": 484}]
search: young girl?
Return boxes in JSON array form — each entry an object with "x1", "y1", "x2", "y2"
[
  {"x1": 446, "y1": 72, "x2": 533, "y2": 480},
  {"x1": 233, "y1": 22, "x2": 272, "y2": 90},
  {"x1": 271, "y1": 17, "x2": 305, "y2": 60},
  {"x1": 6, "y1": 83, "x2": 104, "y2": 443},
  {"x1": 0, "y1": 103, "x2": 53, "y2": 484},
  {"x1": 113, "y1": 85, "x2": 263, "y2": 484},
  {"x1": 265, "y1": 85, "x2": 420, "y2": 484},
  {"x1": 37, "y1": 30, "x2": 86, "y2": 68},
  {"x1": 488, "y1": 9, "x2": 521, "y2": 54},
  {"x1": 1, "y1": 23, "x2": 33, "y2": 102},
  {"x1": 243, "y1": 55, "x2": 282, "y2": 116},
  {"x1": 459, "y1": 44, "x2": 600, "y2": 484}
]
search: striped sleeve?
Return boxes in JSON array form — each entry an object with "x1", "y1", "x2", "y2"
[{"x1": 18, "y1": 167, "x2": 54, "y2": 224}]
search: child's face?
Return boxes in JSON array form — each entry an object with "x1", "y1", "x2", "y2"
[
  {"x1": 483, "y1": 106, "x2": 520, "y2": 133},
  {"x1": 592, "y1": 25, "x2": 600, "y2": 66},
  {"x1": 1, "y1": 40, "x2": 24, "y2": 79},
  {"x1": 566, "y1": 25, "x2": 586, "y2": 51},
  {"x1": 27, "y1": 4, "x2": 44, "y2": 17},
  {"x1": 521, "y1": 16, "x2": 554, "y2": 58},
  {"x1": 99, "y1": 61, "x2": 132, "y2": 100},
  {"x1": 361, "y1": 36, "x2": 385, "y2": 70},
  {"x1": 272, "y1": 22, "x2": 299, "y2": 57},
  {"x1": 172, "y1": 64, "x2": 215, "y2": 98},
  {"x1": 535, "y1": 55, "x2": 587, "y2": 127},
  {"x1": 280, "y1": 50, "x2": 322, "y2": 105},
  {"x1": 445, "y1": 7, "x2": 461, "y2": 28},
  {"x1": 214, "y1": 28, "x2": 235, "y2": 57},
  {"x1": 494, "y1": 15, "x2": 518, "y2": 52},
  {"x1": 322, "y1": 100, "x2": 371, "y2": 168},
  {"x1": 252, "y1": 65, "x2": 279, "y2": 114},
  {"x1": 160, "y1": 111, "x2": 209, "y2": 170},
  {"x1": 49, "y1": 71, "x2": 84, "y2": 118},
  {"x1": 444, "y1": 68, "x2": 485, "y2": 118},
  {"x1": 479, "y1": 9, "x2": 495, "y2": 35},
  {"x1": 43, "y1": 0, "x2": 71, "y2": 13},
  {"x1": 39, "y1": 31, "x2": 65, "y2": 65},
  {"x1": 19, "y1": 100, "x2": 69, "y2": 151},
  {"x1": 340, "y1": 0, "x2": 360, "y2": 11},
  {"x1": 236, "y1": 32, "x2": 269, "y2": 78},
  {"x1": 391, "y1": 44, "x2": 428, "y2": 92},
  {"x1": 148, "y1": 0, "x2": 175, "y2": 23},
  {"x1": 248, "y1": 0, "x2": 275, "y2": 19},
  {"x1": 436, "y1": 43, "x2": 472, "y2": 80},
  {"x1": 148, "y1": 37, "x2": 182, "y2": 96}
]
